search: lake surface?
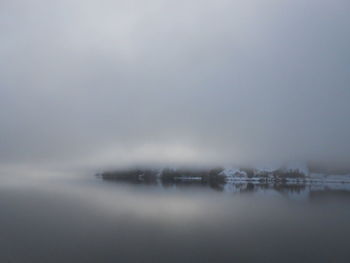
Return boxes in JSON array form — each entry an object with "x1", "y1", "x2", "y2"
[{"x1": 1, "y1": 172, "x2": 350, "y2": 263}]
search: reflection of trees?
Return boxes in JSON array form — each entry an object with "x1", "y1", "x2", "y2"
[
  {"x1": 224, "y1": 182, "x2": 308, "y2": 195},
  {"x1": 246, "y1": 183, "x2": 255, "y2": 191},
  {"x1": 272, "y1": 183, "x2": 306, "y2": 194},
  {"x1": 98, "y1": 169, "x2": 350, "y2": 198}
]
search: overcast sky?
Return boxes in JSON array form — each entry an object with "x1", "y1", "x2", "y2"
[{"x1": 1, "y1": 0, "x2": 349, "y2": 170}]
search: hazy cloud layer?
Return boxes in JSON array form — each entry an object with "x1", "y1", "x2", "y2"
[{"x1": 1, "y1": 0, "x2": 349, "y2": 169}]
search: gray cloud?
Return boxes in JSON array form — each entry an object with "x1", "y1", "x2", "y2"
[{"x1": 1, "y1": 0, "x2": 349, "y2": 170}]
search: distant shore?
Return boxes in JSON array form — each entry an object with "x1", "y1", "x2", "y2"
[{"x1": 97, "y1": 167, "x2": 350, "y2": 185}]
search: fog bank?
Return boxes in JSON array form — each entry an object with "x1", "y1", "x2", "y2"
[{"x1": 1, "y1": 0, "x2": 349, "y2": 171}]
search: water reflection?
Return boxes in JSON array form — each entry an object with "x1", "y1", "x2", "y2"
[
  {"x1": 99, "y1": 174, "x2": 350, "y2": 200},
  {"x1": 0, "y1": 172, "x2": 350, "y2": 263}
]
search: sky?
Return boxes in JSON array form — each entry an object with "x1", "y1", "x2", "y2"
[{"x1": 1, "y1": 0, "x2": 349, "y2": 171}]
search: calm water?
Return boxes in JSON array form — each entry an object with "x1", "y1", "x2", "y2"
[{"x1": 1, "y1": 173, "x2": 350, "y2": 263}]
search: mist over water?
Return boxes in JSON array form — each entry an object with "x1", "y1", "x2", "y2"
[{"x1": 0, "y1": 172, "x2": 350, "y2": 263}]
